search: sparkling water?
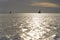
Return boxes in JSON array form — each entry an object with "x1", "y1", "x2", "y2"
[{"x1": 0, "y1": 13, "x2": 60, "y2": 40}]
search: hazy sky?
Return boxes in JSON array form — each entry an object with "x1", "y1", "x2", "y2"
[{"x1": 0, "y1": 0, "x2": 60, "y2": 13}]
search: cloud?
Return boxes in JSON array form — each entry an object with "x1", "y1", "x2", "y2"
[{"x1": 31, "y1": 2, "x2": 60, "y2": 8}]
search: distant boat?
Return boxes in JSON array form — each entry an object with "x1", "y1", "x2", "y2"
[
  {"x1": 38, "y1": 10, "x2": 41, "y2": 13},
  {"x1": 9, "y1": 11, "x2": 12, "y2": 14}
]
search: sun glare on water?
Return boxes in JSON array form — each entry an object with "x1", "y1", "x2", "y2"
[
  {"x1": 0, "y1": 13, "x2": 58, "y2": 40},
  {"x1": 20, "y1": 13, "x2": 54, "y2": 40}
]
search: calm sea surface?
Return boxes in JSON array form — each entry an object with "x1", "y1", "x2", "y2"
[{"x1": 0, "y1": 13, "x2": 60, "y2": 40}]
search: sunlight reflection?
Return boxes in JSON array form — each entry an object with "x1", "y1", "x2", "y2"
[
  {"x1": 20, "y1": 14, "x2": 48, "y2": 40},
  {"x1": 0, "y1": 13, "x2": 57, "y2": 40}
]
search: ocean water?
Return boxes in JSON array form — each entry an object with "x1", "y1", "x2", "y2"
[{"x1": 0, "y1": 13, "x2": 60, "y2": 40}]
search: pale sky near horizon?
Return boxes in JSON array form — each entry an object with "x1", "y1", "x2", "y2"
[{"x1": 0, "y1": 0, "x2": 60, "y2": 13}]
